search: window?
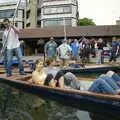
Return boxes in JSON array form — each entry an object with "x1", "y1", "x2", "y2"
[
  {"x1": 26, "y1": 23, "x2": 31, "y2": 27},
  {"x1": 28, "y1": 0, "x2": 30, "y2": 4},
  {"x1": 26, "y1": 10, "x2": 30, "y2": 19},
  {"x1": 15, "y1": 22, "x2": 18, "y2": 27},
  {"x1": 0, "y1": 9, "x2": 15, "y2": 18},
  {"x1": 43, "y1": 18, "x2": 71, "y2": 27},
  {"x1": 43, "y1": 0, "x2": 65, "y2": 2},
  {"x1": 43, "y1": 6, "x2": 72, "y2": 14},
  {"x1": 37, "y1": 0, "x2": 39, "y2": 4}
]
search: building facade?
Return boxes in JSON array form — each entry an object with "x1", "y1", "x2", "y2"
[
  {"x1": 0, "y1": 2, "x2": 24, "y2": 29},
  {"x1": 0, "y1": 25, "x2": 120, "y2": 56},
  {"x1": 116, "y1": 17, "x2": 120, "y2": 25},
  {"x1": 25, "y1": 0, "x2": 38, "y2": 28},
  {"x1": 25, "y1": 0, "x2": 79, "y2": 28},
  {"x1": 41, "y1": 0, "x2": 79, "y2": 28}
]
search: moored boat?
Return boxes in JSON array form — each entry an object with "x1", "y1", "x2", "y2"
[
  {"x1": 0, "y1": 74, "x2": 120, "y2": 115},
  {"x1": 62, "y1": 64, "x2": 120, "y2": 76},
  {"x1": 0, "y1": 63, "x2": 120, "y2": 76}
]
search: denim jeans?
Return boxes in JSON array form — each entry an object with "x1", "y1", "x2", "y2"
[
  {"x1": 96, "y1": 50, "x2": 104, "y2": 64},
  {"x1": 109, "y1": 52, "x2": 117, "y2": 62},
  {"x1": 106, "y1": 72, "x2": 120, "y2": 87},
  {"x1": 99, "y1": 74, "x2": 119, "y2": 90},
  {"x1": 88, "y1": 74, "x2": 119, "y2": 94},
  {"x1": 3, "y1": 48, "x2": 7, "y2": 73},
  {"x1": 7, "y1": 47, "x2": 24, "y2": 75}
]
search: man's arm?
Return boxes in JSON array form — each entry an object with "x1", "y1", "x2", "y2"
[
  {"x1": 10, "y1": 23, "x2": 19, "y2": 34},
  {"x1": 116, "y1": 43, "x2": 119, "y2": 55},
  {"x1": 44, "y1": 42, "x2": 48, "y2": 54}
]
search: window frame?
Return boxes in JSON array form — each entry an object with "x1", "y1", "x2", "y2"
[{"x1": 43, "y1": 5, "x2": 72, "y2": 15}]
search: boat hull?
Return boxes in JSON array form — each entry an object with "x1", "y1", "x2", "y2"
[
  {"x1": 0, "y1": 76, "x2": 120, "y2": 115},
  {"x1": 62, "y1": 66, "x2": 120, "y2": 76}
]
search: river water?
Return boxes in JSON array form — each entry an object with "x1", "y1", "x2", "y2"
[{"x1": 0, "y1": 77, "x2": 120, "y2": 120}]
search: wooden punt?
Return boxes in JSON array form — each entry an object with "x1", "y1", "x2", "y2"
[
  {"x1": 0, "y1": 63, "x2": 120, "y2": 77},
  {"x1": 0, "y1": 74, "x2": 120, "y2": 115},
  {"x1": 62, "y1": 64, "x2": 120, "y2": 76}
]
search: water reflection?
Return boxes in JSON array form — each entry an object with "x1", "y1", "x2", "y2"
[{"x1": 0, "y1": 84, "x2": 119, "y2": 120}]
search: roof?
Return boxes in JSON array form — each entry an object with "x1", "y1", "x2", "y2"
[
  {"x1": 0, "y1": 25, "x2": 120, "y2": 40},
  {"x1": 0, "y1": 2, "x2": 16, "y2": 6}
]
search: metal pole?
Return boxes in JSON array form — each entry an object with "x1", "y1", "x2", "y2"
[
  {"x1": 1, "y1": 0, "x2": 21, "y2": 56},
  {"x1": 63, "y1": 18, "x2": 67, "y2": 40},
  {"x1": 13, "y1": 0, "x2": 22, "y2": 23}
]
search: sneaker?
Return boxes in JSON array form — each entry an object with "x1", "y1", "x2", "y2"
[
  {"x1": 19, "y1": 72, "x2": 26, "y2": 75},
  {"x1": 7, "y1": 73, "x2": 12, "y2": 77}
]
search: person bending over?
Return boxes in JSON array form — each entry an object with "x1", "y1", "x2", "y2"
[
  {"x1": 33, "y1": 58, "x2": 120, "y2": 95},
  {"x1": 44, "y1": 69, "x2": 120, "y2": 95},
  {"x1": 44, "y1": 57, "x2": 82, "y2": 89}
]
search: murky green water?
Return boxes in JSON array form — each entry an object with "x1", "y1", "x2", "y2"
[{"x1": 0, "y1": 81, "x2": 120, "y2": 120}]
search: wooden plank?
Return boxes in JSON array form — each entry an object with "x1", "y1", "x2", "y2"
[{"x1": 0, "y1": 74, "x2": 120, "y2": 101}]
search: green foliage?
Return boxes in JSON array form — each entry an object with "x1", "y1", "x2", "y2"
[{"x1": 78, "y1": 17, "x2": 96, "y2": 26}]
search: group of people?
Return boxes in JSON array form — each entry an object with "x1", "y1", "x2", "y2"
[
  {"x1": 31, "y1": 57, "x2": 120, "y2": 95},
  {"x1": 1, "y1": 18, "x2": 120, "y2": 95},
  {"x1": 44, "y1": 36, "x2": 120, "y2": 66}
]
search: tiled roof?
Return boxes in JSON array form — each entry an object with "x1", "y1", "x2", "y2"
[{"x1": 0, "y1": 25, "x2": 120, "y2": 39}]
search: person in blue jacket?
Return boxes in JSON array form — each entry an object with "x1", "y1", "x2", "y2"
[{"x1": 109, "y1": 37, "x2": 119, "y2": 63}]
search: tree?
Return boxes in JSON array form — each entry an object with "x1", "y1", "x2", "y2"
[{"x1": 78, "y1": 17, "x2": 96, "y2": 26}]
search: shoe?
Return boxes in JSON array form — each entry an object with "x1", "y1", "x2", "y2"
[
  {"x1": 19, "y1": 72, "x2": 26, "y2": 75},
  {"x1": 116, "y1": 89, "x2": 120, "y2": 95},
  {"x1": 7, "y1": 74, "x2": 12, "y2": 77}
]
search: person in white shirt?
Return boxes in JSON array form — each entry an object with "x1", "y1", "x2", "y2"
[
  {"x1": 2, "y1": 19, "x2": 25, "y2": 77},
  {"x1": 57, "y1": 39, "x2": 72, "y2": 66}
]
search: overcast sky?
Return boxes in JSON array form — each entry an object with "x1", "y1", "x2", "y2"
[
  {"x1": 0, "y1": 0, "x2": 119, "y2": 25},
  {"x1": 78, "y1": 0, "x2": 119, "y2": 25}
]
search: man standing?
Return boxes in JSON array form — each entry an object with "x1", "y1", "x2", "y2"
[
  {"x1": 96, "y1": 38, "x2": 105, "y2": 64},
  {"x1": 71, "y1": 39, "x2": 79, "y2": 61},
  {"x1": 109, "y1": 37, "x2": 119, "y2": 63},
  {"x1": 58, "y1": 39, "x2": 72, "y2": 66},
  {"x1": 2, "y1": 19, "x2": 25, "y2": 76},
  {"x1": 44, "y1": 37, "x2": 57, "y2": 60}
]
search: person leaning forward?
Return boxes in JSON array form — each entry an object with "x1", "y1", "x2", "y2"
[{"x1": 2, "y1": 18, "x2": 25, "y2": 77}]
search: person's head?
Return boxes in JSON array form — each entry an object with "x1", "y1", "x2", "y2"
[
  {"x1": 44, "y1": 57, "x2": 54, "y2": 67},
  {"x1": 74, "y1": 39, "x2": 78, "y2": 43},
  {"x1": 112, "y1": 37, "x2": 116, "y2": 42},
  {"x1": 98, "y1": 38, "x2": 103, "y2": 43},
  {"x1": 35, "y1": 59, "x2": 44, "y2": 71},
  {"x1": 50, "y1": 37, "x2": 54, "y2": 41},
  {"x1": 3, "y1": 19, "x2": 10, "y2": 28},
  {"x1": 44, "y1": 74, "x2": 57, "y2": 87},
  {"x1": 62, "y1": 39, "x2": 67, "y2": 43},
  {"x1": 67, "y1": 39, "x2": 72, "y2": 44},
  {"x1": 82, "y1": 37, "x2": 86, "y2": 42}
]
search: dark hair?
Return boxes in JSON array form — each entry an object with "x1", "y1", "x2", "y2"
[
  {"x1": 44, "y1": 74, "x2": 53, "y2": 86},
  {"x1": 44, "y1": 57, "x2": 54, "y2": 67},
  {"x1": 34, "y1": 59, "x2": 43, "y2": 69},
  {"x1": 3, "y1": 18, "x2": 10, "y2": 23},
  {"x1": 54, "y1": 71, "x2": 63, "y2": 87},
  {"x1": 50, "y1": 37, "x2": 54, "y2": 40}
]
